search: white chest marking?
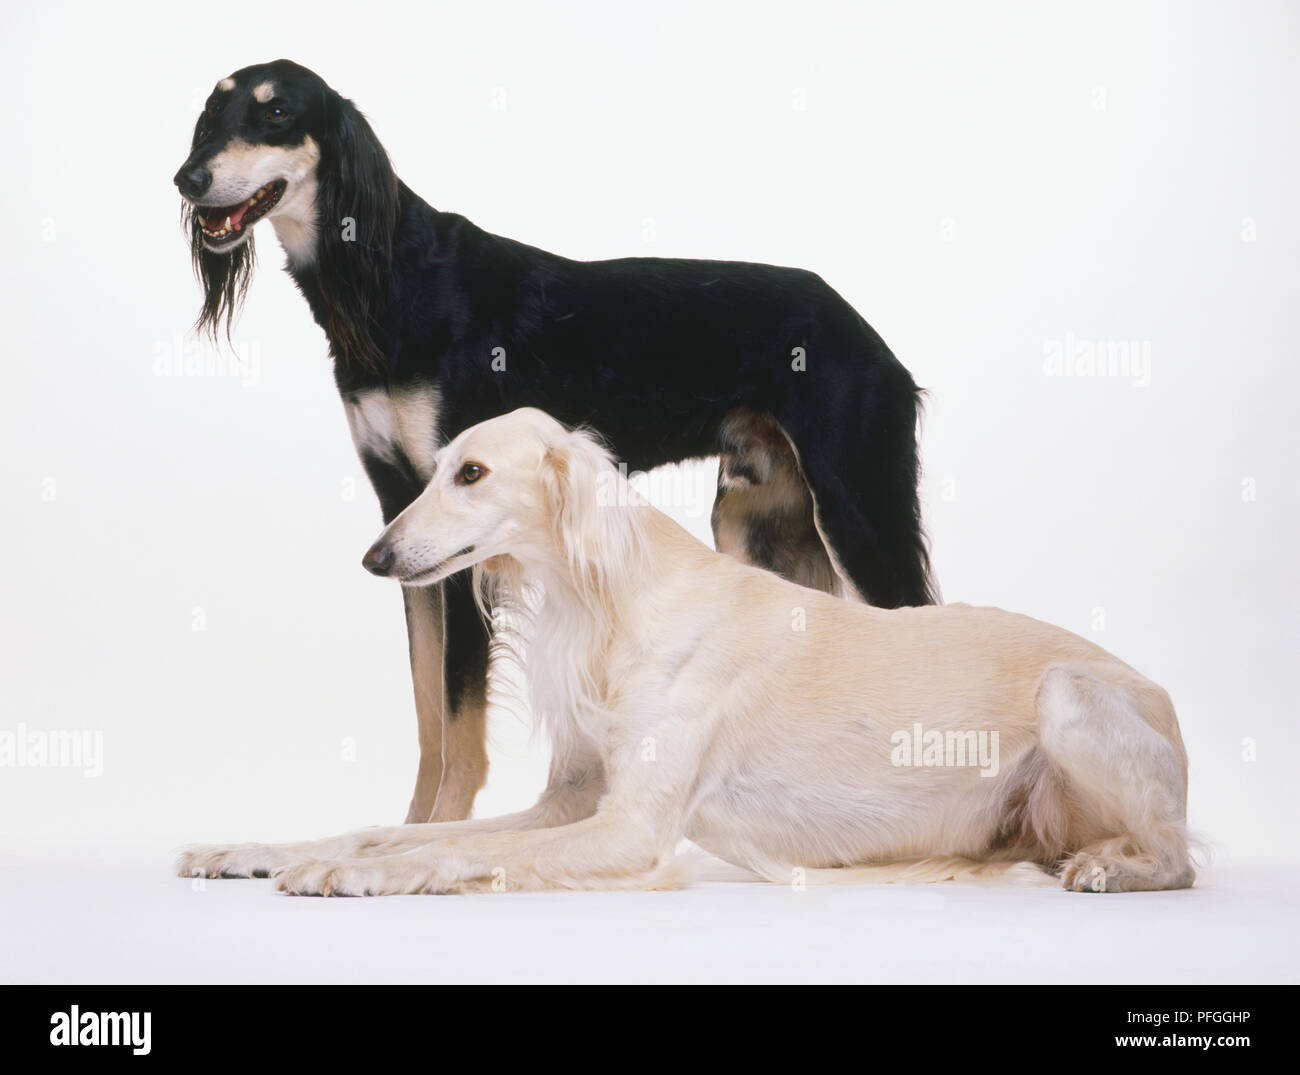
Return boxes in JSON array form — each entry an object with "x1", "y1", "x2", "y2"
[{"x1": 345, "y1": 384, "x2": 442, "y2": 482}]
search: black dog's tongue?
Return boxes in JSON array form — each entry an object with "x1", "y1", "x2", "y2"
[
  {"x1": 220, "y1": 199, "x2": 252, "y2": 229},
  {"x1": 200, "y1": 196, "x2": 252, "y2": 230}
]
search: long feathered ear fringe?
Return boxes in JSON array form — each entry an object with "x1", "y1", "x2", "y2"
[
  {"x1": 470, "y1": 554, "x2": 536, "y2": 732},
  {"x1": 314, "y1": 90, "x2": 400, "y2": 375},
  {"x1": 484, "y1": 427, "x2": 649, "y2": 746},
  {"x1": 191, "y1": 232, "x2": 255, "y2": 343},
  {"x1": 183, "y1": 109, "x2": 256, "y2": 346},
  {"x1": 539, "y1": 427, "x2": 649, "y2": 613}
]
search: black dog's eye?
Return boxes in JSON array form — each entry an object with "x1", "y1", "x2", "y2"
[
  {"x1": 456, "y1": 462, "x2": 486, "y2": 486},
  {"x1": 265, "y1": 107, "x2": 290, "y2": 122}
]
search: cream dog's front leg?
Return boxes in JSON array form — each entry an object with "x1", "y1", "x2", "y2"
[
  {"x1": 272, "y1": 721, "x2": 703, "y2": 895},
  {"x1": 272, "y1": 803, "x2": 677, "y2": 895},
  {"x1": 176, "y1": 751, "x2": 605, "y2": 879}
]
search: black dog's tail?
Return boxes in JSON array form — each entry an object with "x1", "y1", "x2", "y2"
[
  {"x1": 902, "y1": 383, "x2": 941, "y2": 606},
  {"x1": 778, "y1": 339, "x2": 940, "y2": 610}
]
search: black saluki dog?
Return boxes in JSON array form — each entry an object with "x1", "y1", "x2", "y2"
[{"x1": 174, "y1": 59, "x2": 937, "y2": 825}]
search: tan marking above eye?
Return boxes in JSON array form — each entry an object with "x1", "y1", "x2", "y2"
[
  {"x1": 217, "y1": 77, "x2": 235, "y2": 92},
  {"x1": 252, "y1": 81, "x2": 276, "y2": 103}
]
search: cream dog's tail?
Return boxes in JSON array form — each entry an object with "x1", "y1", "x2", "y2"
[{"x1": 754, "y1": 857, "x2": 1059, "y2": 887}]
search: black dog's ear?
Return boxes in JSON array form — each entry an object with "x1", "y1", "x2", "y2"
[
  {"x1": 314, "y1": 91, "x2": 399, "y2": 375},
  {"x1": 184, "y1": 112, "x2": 255, "y2": 345}
]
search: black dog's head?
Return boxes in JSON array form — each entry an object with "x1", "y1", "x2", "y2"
[{"x1": 175, "y1": 59, "x2": 397, "y2": 371}]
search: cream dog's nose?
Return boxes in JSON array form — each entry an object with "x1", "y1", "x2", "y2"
[{"x1": 362, "y1": 540, "x2": 395, "y2": 577}]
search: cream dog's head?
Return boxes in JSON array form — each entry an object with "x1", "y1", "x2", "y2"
[{"x1": 362, "y1": 407, "x2": 639, "y2": 590}]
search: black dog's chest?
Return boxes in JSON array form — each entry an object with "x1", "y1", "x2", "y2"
[{"x1": 344, "y1": 384, "x2": 441, "y2": 492}]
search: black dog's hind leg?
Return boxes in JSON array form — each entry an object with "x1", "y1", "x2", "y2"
[
  {"x1": 779, "y1": 359, "x2": 936, "y2": 609},
  {"x1": 711, "y1": 408, "x2": 842, "y2": 595}
]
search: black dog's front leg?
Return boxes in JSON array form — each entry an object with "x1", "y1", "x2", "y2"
[
  {"x1": 400, "y1": 582, "x2": 447, "y2": 823},
  {"x1": 428, "y1": 570, "x2": 490, "y2": 821},
  {"x1": 361, "y1": 448, "x2": 488, "y2": 823}
]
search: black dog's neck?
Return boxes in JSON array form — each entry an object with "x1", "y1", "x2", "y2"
[
  {"x1": 283, "y1": 178, "x2": 431, "y2": 390},
  {"x1": 282, "y1": 174, "x2": 546, "y2": 397}
]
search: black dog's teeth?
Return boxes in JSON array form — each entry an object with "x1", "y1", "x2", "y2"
[{"x1": 198, "y1": 181, "x2": 283, "y2": 240}]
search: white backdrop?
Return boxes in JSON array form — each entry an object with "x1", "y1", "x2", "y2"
[{"x1": 2, "y1": 0, "x2": 1297, "y2": 885}]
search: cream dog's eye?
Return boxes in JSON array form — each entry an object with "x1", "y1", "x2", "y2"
[{"x1": 456, "y1": 462, "x2": 486, "y2": 485}]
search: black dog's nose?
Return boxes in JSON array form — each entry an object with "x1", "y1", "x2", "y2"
[
  {"x1": 362, "y1": 541, "x2": 395, "y2": 577},
  {"x1": 173, "y1": 165, "x2": 212, "y2": 199}
]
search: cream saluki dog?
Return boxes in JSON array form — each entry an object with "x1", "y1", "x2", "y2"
[{"x1": 178, "y1": 408, "x2": 1194, "y2": 895}]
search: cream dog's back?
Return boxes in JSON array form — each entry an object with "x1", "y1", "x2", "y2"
[{"x1": 594, "y1": 508, "x2": 1191, "y2": 889}]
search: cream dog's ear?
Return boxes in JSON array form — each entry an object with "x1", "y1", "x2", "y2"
[
  {"x1": 538, "y1": 428, "x2": 640, "y2": 594},
  {"x1": 540, "y1": 433, "x2": 592, "y2": 571}
]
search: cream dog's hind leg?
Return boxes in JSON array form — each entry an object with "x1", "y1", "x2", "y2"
[{"x1": 1037, "y1": 664, "x2": 1194, "y2": 892}]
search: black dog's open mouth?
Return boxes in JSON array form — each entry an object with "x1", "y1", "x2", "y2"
[{"x1": 196, "y1": 179, "x2": 286, "y2": 243}]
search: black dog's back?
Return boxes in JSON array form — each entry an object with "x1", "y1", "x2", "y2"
[{"x1": 380, "y1": 207, "x2": 907, "y2": 446}]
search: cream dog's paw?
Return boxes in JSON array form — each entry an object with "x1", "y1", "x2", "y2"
[
  {"x1": 177, "y1": 842, "x2": 303, "y2": 879},
  {"x1": 272, "y1": 854, "x2": 457, "y2": 896},
  {"x1": 272, "y1": 859, "x2": 386, "y2": 897},
  {"x1": 1061, "y1": 853, "x2": 1113, "y2": 893}
]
